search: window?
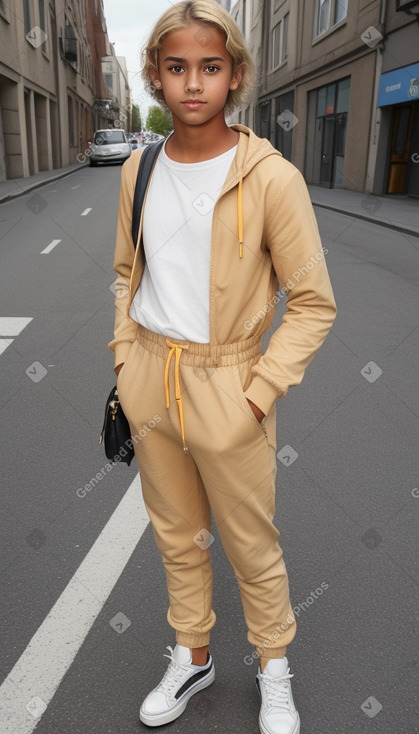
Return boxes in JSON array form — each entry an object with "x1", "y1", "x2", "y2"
[
  {"x1": 23, "y1": 0, "x2": 32, "y2": 34},
  {"x1": 64, "y1": 21, "x2": 77, "y2": 65},
  {"x1": 94, "y1": 131, "x2": 126, "y2": 145},
  {"x1": 309, "y1": 78, "x2": 350, "y2": 188},
  {"x1": 335, "y1": 0, "x2": 348, "y2": 23},
  {"x1": 38, "y1": 0, "x2": 45, "y2": 30},
  {"x1": 105, "y1": 74, "x2": 113, "y2": 93},
  {"x1": 316, "y1": 78, "x2": 350, "y2": 117},
  {"x1": 282, "y1": 13, "x2": 289, "y2": 61},
  {"x1": 68, "y1": 96, "x2": 74, "y2": 146},
  {"x1": 315, "y1": 0, "x2": 347, "y2": 37},
  {"x1": 272, "y1": 13, "x2": 289, "y2": 70},
  {"x1": 38, "y1": 0, "x2": 48, "y2": 52},
  {"x1": 336, "y1": 77, "x2": 350, "y2": 113},
  {"x1": 0, "y1": 0, "x2": 10, "y2": 21},
  {"x1": 259, "y1": 101, "x2": 271, "y2": 140},
  {"x1": 235, "y1": 0, "x2": 247, "y2": 37}
]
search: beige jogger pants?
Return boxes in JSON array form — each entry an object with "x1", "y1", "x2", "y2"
[{"x1": 117, "y1": 324, "x2": 296, "y2": 658}]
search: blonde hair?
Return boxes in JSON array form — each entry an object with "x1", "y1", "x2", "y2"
[{"x1": 141, "y1": 0, "x2": 253, "y2": 114}]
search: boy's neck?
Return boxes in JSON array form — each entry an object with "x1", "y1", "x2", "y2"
[{"x1": 166, "y1": 117, "x2": 239, "y2": 163}]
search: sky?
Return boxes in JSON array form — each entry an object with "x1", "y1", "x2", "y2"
[{"x1": 102, "y1": 0, "x2": 173, "y2": 119}]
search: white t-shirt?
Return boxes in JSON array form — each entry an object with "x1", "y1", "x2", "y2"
[{"x1": 129, "y1": 140, "x2": 237, "y2": 342}]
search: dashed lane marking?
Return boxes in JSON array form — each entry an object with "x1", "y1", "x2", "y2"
[
  {"x1": 0, "y1": 338, "x2": 13, "y2": 356},
  {"x1": 40, "y1": 239, "x2": 62, "y2": 254},
  {"x1": 0, "y1": 317, "x2": 33, "y2": 336},
  {"x1": 0, "y1": 318, "x2": 32, "y2": 358},
  {"x1": 0, "y1": 475, "x2": 149, "y2": 733},
  {"x1": 81, "y1": 208, "x2": 92, "y2": 216}
]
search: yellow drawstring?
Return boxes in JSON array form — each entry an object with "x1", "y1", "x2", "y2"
[
  {"x1": 238, "y1": 178, "x2": 244, "y2": 258},
  {"x1": 164, "y1": 339, "x2": 189, "y2": 453}
]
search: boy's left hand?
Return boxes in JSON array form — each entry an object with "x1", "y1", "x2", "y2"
[{"x1": 247, "y1": 399, "x2": 265, "y2": 423}]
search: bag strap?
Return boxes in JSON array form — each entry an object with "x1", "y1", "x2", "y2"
[{"x1": 131, "y1": 139, "x2": 165, "y2": 249}]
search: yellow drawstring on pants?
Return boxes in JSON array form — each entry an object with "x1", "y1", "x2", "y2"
[{"x1": 164, "y1": 339, "x2": 189, "y2": 453}]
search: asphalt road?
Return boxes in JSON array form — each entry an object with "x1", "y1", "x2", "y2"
[{"x1": 0, "y1": 162, "x2": 418, "y2": 734}]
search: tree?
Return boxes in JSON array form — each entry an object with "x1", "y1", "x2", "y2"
[
  {"x1": 146, "y1": 105, "x2": 173, "y2": 136},
  {"x1": 131, "y1": 104, "x2": 141, "y2": 132}
]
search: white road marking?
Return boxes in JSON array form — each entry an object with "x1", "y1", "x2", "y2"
[
  {"x1": 40, "y1": 239, "x2": 62, "y2": 255},
  {"x1": 0, "y1": 475, "x2": 149, "y2": 734},
  {"x1": 0, "y1": 317, "x2": 33, "y2": 337},
  {"x1": 0, "y1": 338, "x2": 13, "y2": 355},
  {"x1": 71, "y1": 185, "x2": 80, "y2": 190},
  {"x1": 81, "y1": 208, "x2": 92, "y2": 216}
]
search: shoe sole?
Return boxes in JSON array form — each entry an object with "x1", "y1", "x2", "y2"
[
  {"x1": 259, "y1": 711, "x2": 300, "y2": 734},
  {"x1": 139, "y1": 664, "x2": 215, "y2": 727}
]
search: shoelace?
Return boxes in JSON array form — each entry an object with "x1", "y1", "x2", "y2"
[
  {"x1": 158, "y1": 646, "x2": 191, "y2": 697},
  {"x1": 262, "y1": 670, "x2": 294, "y2": 711}
]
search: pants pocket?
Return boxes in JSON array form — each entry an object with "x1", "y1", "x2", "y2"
[
  {"x1": 234, "y1": 360, "x2": 277, "y2": 452},
  {"x1": 232, "y1": 362, "x2": 267, "y2": 429},
  {"x1": 116, "y1": 339, "x2": 139, "y2": 399}
]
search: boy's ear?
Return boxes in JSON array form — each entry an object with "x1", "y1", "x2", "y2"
[
  {"x1": 150, "y1": 72, "x2": 162, "y2": 89},
  {"x1": 229, "y1": 63, "x2": 245, "y2": 91}
]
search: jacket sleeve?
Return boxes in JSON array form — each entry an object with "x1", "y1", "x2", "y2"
[
  {"x1": 108, "y1": 151, "x2": 142, "y2": 371},
  {"x1": 244, "y1": 166, "x2": 337, "y2": 416}
]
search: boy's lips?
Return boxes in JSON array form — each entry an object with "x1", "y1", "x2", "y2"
[{"x1": 182, "y1": 100, "x2": 206, "y2": 110}]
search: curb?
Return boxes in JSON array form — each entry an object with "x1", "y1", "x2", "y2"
[
  {"x1": 0, "y1": 163, "x2": 89, "y2": 204},
  {"x1": 2, "y1": 168, "x2": 418, "y2": 240},
  {"x1": 311, "y1": 200, "x2": 419, "y2": 239}
]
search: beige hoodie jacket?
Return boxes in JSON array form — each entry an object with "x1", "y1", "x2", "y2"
[{"x1": 109, "y1": 125, "x2": 337, "y2": 416}]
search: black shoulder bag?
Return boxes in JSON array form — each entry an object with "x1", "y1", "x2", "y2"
[{"x1": 100, "y1": 140, "x2": 165, "y2": 465}]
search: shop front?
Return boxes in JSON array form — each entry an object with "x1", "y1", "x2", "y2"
[
  {"x1": 304, "y1": 77, "x2": 350, "y2": 189},
  {"x1": 377, "y1": 62, "x2": 419, "y2": 197}
]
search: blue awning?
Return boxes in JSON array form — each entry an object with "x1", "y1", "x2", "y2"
[{"x1": 377, "y1": 62, "x2": 419, "y2": 107}]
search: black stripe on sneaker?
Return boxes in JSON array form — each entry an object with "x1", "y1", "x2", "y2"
[{"x1": 175, "y1": 658, "x2": 213, "y2": 700}]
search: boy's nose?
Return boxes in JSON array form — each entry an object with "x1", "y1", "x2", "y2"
[{"x1": 185, "y1": 74, "x2": 202, "y2": 93}]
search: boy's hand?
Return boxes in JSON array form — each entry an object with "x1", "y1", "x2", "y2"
[{"x1": 247, "y1": 398, "x2": 265, "y2": 423}]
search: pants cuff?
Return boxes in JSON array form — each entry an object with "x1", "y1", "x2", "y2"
[
  {"x1": 258, "y1": 646, "x2": 287, "y2": 662},
  {"x1": 176, "y1": 630, "x2": 211, "y2": 648}
]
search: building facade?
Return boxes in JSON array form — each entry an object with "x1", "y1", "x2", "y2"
[
  {"x1": 226, "y1": 0, "x2": 419, "y2": 197},
  {"x1": 0, "y1": 0, "x2": 130, "y2": 182},
  {"x1": 101, "y1": 54, "x2": 131, "y2": 130},
  {"x1": 86, "y1": 0, "x2": 116, "y2": 131},
  {"x1": 373, "y1": 0, "x2": 419, "y2": 197}
]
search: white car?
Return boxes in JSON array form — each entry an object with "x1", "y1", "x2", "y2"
[{"x1": 89, "y1": 129, "x2": 131, "y2": 167}]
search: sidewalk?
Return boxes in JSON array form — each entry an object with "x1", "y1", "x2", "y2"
[
  {"x1": 0, "y1": 162, "x2": 88, "y2": 204},
  {"x1": 309, "y1": 184, "x2": 419, "y2": 238},
  {"x1": 0, "y1": 162, "x2": 417, "y2": 236}
]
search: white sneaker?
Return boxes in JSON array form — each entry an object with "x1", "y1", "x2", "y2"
[
  {"x1": 139, "y1": 644, "x2": 215, "y2": 727},
  {"x1": 257, "y1": 657, "x2": 300, "y2": 734}
]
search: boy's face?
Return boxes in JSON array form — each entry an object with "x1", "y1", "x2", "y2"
[{"x1": 153, "y1": 21, "x2": 242, "y2": 127}]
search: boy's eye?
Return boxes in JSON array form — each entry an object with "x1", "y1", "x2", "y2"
[
  {"x1": 169, "y1": 65, "x2": 184, "y2": 73},
  {"x1": 205, "y1": 65, "x2": 219, "y2": 73}
]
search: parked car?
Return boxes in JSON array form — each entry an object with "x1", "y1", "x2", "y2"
[{"x1": 89, "y1": 129, "x2": 131, "y2": 166}]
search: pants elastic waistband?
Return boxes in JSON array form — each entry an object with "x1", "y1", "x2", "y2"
[{"x1": 135, "y1": 324, "x2": 261, "y2": 366}]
